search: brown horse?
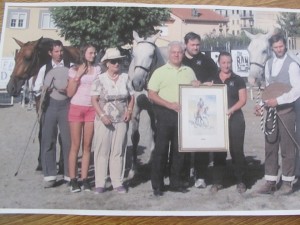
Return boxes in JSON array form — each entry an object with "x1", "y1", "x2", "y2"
[
  {"x1": 6, "y1": 37, "x2": 80, "y2": 172},
  {"x1": 6, "y1": 37, "x2": 80, "y2": 97}
]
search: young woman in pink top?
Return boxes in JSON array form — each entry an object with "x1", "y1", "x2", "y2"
[{"x1": 66, "y1": 44, "x2": 101, "y2": 193}]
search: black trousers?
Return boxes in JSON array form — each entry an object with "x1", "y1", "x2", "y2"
[
  {"x1": 183, "y1": 152, "x2": 209, "y2": 181},
  {"x1": 151, "y1": 105, "x2": 185, "y2": 190},
  {"x1": 212, "y1": 110, "x2": 246, "y2": 185}
]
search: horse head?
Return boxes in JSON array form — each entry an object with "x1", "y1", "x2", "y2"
[
  {"x1": 245, "y1": 29, "x2": 275, "y2": 86},
  {"x1": 6, "y1": 37, "x2": 50, "y2": 96},
  {"x1": 128, "y1": 30, "x2": 161, "y2": 92},
  {"x1": 6, "y1": 37, "x2": 80, "y2": 97}
]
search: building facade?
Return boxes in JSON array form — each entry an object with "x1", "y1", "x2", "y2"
[{"x1": 1, "y1": 6, "x2": 70, "y2": 58}]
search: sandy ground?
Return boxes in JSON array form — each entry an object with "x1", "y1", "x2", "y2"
[{"x1": 1, "y1": 88, "x2": 300, "y2": 216}]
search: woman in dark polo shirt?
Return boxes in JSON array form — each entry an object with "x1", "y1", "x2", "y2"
[{"x1": 210, "y1": 51, "x2": 248, "y2": 194}]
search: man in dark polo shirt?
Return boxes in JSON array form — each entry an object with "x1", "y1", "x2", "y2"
[{"x1": 182, "y1": 32, "x2": 218, "y2": 189}]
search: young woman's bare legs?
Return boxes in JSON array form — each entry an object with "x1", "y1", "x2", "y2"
[{"x1": 80, "y1": 121, "x2": 94, "y2": 179}]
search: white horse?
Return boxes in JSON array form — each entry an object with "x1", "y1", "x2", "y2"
[
  {"x1": 245, "y1": 28, "x2": 300, "y2": 86},
  {"x1": 244, "y1": 29, "x2": 274, "y2": 86},
  {"x1": 245, "y1": 28, "x2": 300, "y2": 177},
  {"x1": 127, "y1": 31, "x2": 168, "y2": 177}
]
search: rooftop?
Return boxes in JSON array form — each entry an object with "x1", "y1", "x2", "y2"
[{"x1": 171, "y1": 8, "x2": 228, "y2": 23}]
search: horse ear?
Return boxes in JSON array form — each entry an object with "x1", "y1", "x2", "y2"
[
  {"x1": 31, "y1": 37, "x2": 44, "y2": 51},
  {"x1": 13, "y1": 38, "x2": 24, "y2": 47},
  {"x1": 37, "y1": 37, "x2": 43, "y2": 43},
  {"x1": 244, "y1": 30, "x2": 255, "y2": 40},
  {"x1": 133, "y1": 30, "x2": 142, "y2": 42}
]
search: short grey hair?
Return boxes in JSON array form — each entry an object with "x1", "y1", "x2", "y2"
[{"x1": 167, "y1": 41, "x2": 185, "y2": 53}]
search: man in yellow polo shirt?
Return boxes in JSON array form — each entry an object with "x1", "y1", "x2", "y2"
[{"x1": 148, "y1": 41, "x2": 197, "y2": 197}]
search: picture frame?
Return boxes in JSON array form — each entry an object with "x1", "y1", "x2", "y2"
[{"x1": 179, "y1": 84, "x2": 229, "y2": 152}]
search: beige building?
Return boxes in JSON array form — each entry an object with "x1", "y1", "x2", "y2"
[
  {"x1": 2, "y1": 5, "x2": 298, "y2": 57},
  {"x1": 1, "y1": 6, "x2": 228, "y2": 57},
  {"x1": 156, "y1": 8, "x2": 228, "y2": 46},
  {"x1": 1, "y1": 6, "x2": 70, "y2": 58}
]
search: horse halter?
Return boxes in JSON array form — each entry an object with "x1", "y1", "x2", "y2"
[
  {"x1": 255, "y1": 85, "x2": 277, "y2": 137},
  {"x1": 250, "y1": 61, "x2": 265, "y2": 69},
  {"x1": 134, "y1": 41, "x2": 157, "y2": 73},
  {"x1": 17, "y1": 45, "x2": 40, "y2": 80}
]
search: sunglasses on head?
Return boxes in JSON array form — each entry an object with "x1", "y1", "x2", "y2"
[{"x1": 109, "y1": 59, "x2": 122, "y2": 64}]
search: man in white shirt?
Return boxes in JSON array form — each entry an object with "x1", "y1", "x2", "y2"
[
  {"x1": 34, "y1": 40, "x2": 72, "y2": 188},
  {"x1": 257, "y1": 33, "x2": 300, "y2": 195}
]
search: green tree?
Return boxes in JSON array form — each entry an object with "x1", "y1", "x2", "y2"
[
  {"x1": 201, "y1": 28, "x2": 267, "y2": 51},
  {"x1": 277, "y1": 12, "x2": 300, "y2": 37},
  {"x1": 50, "y1": 6, "x2": 170, "y2": 50}
]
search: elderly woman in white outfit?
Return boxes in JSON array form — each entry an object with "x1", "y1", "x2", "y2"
[{"x1": 91, "y1": 48, "x2": 135, "y2": 194}]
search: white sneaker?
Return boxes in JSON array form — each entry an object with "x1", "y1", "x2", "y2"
[{"x1": 194, "y1": 179, "x2": 207, "y2": 188}]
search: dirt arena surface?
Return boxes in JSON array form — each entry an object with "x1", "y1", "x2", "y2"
[{"x1": 1, "y1": 88, "x2": 300, "y2": 216}]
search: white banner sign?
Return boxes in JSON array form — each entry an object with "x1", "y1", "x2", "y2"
[
  {"x1": 0, "y1": 58, "x2": 14, "y2": 90},
  {"x1": 231, "y1": 50, "x2": 250, "y2": 77}
]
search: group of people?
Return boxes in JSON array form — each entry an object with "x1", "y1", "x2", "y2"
[
  {"x1": 148, "y1": 33, "x2": 248, "y2": 196},
  {"x1": 32, "y1": 31, "x2": 300, "y2": 197},
  {"x1": 33, "y1": 40, "x2": 134, "y2": 194}
]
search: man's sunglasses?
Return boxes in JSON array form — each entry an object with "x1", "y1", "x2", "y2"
[{"x1": 109, "y1": 59, "x2": 122, "y2": 64}]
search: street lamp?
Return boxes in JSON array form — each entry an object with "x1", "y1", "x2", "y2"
[
  {"x1": 288, "y1": 21, "x2": 294, "y2": 49},
  {"x1": 226, "y1": 24, "x2": 229, "y2": 33},
  {"x1": 219, "y1": 23, "x2": 223, "y2": 35},
  {"x1": 249, "y1": 17, "x2": 254, "y2": 33}
]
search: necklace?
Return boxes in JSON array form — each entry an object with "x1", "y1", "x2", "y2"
[{"x1": 107, "y1": 72, "x2": 119, "y2": 80}]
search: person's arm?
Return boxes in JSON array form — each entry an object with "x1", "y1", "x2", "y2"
[
  {"x1": 91, "y1": 95, "x2": 112, "y2": 125},
  {"x1": 124, "y1": 94, "x2": 135, "y2": 122},
  {"x1": 148, "y1": 89, "x2": 180, "y2": 112},
  {"x1": 228, "y1": 88, "x2": 247, "y2": 117},
  {"x1": 256, "y1": 62, "x2": 271, "y2": 109},
  {"x1": 66, "y1": 65, "x2": 87, "y2": 97},
  {"x1": 207, "y1": 57, "x2": 218, "y2": 79},
  {"x1": 33, "y1": 65, "x2": 46, "y2": 96}
]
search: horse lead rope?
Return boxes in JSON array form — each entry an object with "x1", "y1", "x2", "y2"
[{"x1": 256, "y1": 87, "x2": 277, "y2": 136}]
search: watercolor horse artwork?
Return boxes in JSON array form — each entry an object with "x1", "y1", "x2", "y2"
[
  {"x1": 127, "y1": 31, "x2": 168, "y2": 177},
  {"x1": 6, "y1": 37, "x2": 80, "y2": 172}
]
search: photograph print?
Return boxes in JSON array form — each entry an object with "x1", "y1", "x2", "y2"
[{"x1": 1, "y1": 1, "x2": 300, "y2": 216}]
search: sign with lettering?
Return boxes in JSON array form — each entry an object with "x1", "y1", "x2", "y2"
[
  {"x1": 231, "y1": 50, "x2": 250, "y2": 77},
  {"x1": 0, "y1": 58, "x2": 14, "y2": 89}
]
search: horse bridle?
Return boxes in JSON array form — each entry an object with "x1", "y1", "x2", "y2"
[
  {"x1": 249, "y1": 61, "x2": 265, "y2": 70},
  {"x1": 134, "y1": 41, "x2": 157, "y2": 74},
  {"x1": 18, "y1": 44, "x2": 40, "y2": 81}
]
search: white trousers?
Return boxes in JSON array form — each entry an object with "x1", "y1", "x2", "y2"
[{"x1": 93, "y1": 120, "x2": 128, "y2": 188}]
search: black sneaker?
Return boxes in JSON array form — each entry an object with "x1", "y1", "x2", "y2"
[
  {"x1": 70, "y1": 178, "x2": 81, "y2": 193},
  {"x1": 81, "y1": 179, "x2": 91, "y2": 192}
]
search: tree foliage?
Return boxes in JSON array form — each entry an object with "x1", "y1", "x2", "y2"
[
  {"x1": 201, "y1": 28, "x2": 267, "y2": 51},
  {"x1": 277, "y1": 12, "x2": 300, "y2": 37},
  {"x1": 50, "y1": 6, "x2": 170, "y2": 50},
  {"x1": 202, "y1": 33, "x2": 251, "y2": 51}
]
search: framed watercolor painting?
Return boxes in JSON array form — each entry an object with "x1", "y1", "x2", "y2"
[{"x1": 179, "y1": 84, "x2": 229, "y2": 152}]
